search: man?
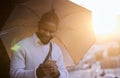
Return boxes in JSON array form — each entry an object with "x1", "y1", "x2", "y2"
[{"x1": 10, "y1": 9, "x2": 68, "y2": 78}]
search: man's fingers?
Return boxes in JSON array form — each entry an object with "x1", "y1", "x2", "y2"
[
  {"x1": 45, "y1": 60, "x2": 56, "y2": 65},
  {"x1": 38, "y1": 60, "x2": 59, "y2": 77}
]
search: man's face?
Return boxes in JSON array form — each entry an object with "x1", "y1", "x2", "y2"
[{"x1": 37, "y1": 21, "x2": 57, "y2": 44}]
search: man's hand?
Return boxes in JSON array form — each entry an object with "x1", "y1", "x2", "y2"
[
  {"x1": 36, "y1": 60, "x2": 60, "y2": 78},
  {"x1": 36, "y1": 63, "x2": 51, "y2": 78},
  {"x1": 45, "y1": 60, "x2": 60, "y2": 78}
]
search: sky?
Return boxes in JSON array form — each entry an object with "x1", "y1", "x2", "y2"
[{"x1": 69, "y1": 0, "x2": 120, "y2": 42}]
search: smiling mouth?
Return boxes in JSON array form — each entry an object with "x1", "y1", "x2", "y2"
[{"x1": 42, "y1": 36, "x2": 51, "y2": 43}]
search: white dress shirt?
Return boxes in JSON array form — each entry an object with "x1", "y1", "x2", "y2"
[{"x1": 10, "y1": 33, "x2": 68, "y2": 78}]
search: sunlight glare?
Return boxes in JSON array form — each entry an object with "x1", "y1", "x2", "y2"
[
  {"x1": 93, "y1": 12, "x2": 118, "y2": 35},
  {"x1": 69, "y1": 0, "x2": 120, "y2": 40}
]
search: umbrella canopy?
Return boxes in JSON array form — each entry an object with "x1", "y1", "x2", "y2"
[
  {"x1": 1, "y1": 0, "x2": 95, "y2": 65},
  {"x1": 54, "y1": 0, "x2": 95, "y2": 64}
]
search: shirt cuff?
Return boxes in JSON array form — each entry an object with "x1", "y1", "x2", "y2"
[{"x1": 34, "y1": 68, "x2": 37, "y2": 78}]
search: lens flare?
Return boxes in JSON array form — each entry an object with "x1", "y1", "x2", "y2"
[{"x1": 11, "y1": 44, "x2": 20, "y2": 52}]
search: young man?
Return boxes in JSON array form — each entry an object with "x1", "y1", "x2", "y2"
[{"x1": 10, "y1": 10, "x2": 68, "y2": 78}]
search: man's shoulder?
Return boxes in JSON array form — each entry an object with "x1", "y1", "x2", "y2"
[
  {"x1": 17, "y1": 35, "x2": 33, "y2": 45},
  {"x1": 11, "y1": 35, "x2": 34, "y2": 51}
]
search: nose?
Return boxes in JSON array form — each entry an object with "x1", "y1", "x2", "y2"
[
  {"x1": 45, "y1": 31, "x2": 50, "y2": 36},
  {"x1": 45, "y1": 31, "x2": 55, "y2": 37}
]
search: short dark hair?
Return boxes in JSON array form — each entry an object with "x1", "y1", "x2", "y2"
[{"x1": 39, "y1": 9, "x2": 59, "y2": 26}]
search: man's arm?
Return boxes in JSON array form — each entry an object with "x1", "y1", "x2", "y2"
[{"x1": 10, "y1": 46, "x2": 37, "y2": 78}]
